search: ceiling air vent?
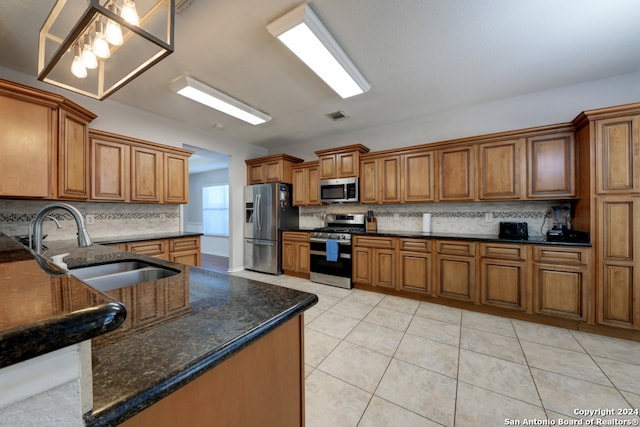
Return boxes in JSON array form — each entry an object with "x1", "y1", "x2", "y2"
[{"x1": 327, "y1": 110, "x2": 350, "y2": 121}]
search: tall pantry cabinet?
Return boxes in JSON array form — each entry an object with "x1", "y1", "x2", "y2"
[{"x1": 574, "y1": 104, "x2": 640, "y2": 332}]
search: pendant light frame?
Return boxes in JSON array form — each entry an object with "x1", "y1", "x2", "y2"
[{"x1": 38, "y1": 0, "x2": 175, "y2": 100}]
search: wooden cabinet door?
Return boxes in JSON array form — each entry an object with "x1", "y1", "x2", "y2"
[
  {"x1": 282, "y1": 240, "x2": 295, "y2": 272},
  {"x1": 58, "y1": 108, "x2": 90, "y2": 199},
  {"x1": 296, "y1": 241, "x2": 310, "y2": 274},
  {"x1": 480, "y1": 259, "x2": 527, "y2": 311},
  {"x1": 164, "y1": 153, "x2": 189, "y2": 204},
  {"x1": 318, "y1": 155, "x2": 337, "y2": 179},
  {"x1": 336, "y1": 152, "x2": 358, "y2": 177},
  {"x1": 169, "y1": 236, "x2": 201, "y2": 267},
  {"x1": 359, "y1": 158, "x2": 378, "y2": 203},
  {"x1": 437, "y1": 146, "x2": 476, "y2": 201},
  {"x1": 478, "y1": 138, "x2": 524, "y2": 200},
  {"x1": 597, "y1": 197, "x2": 640, "y2": 329},
  {"x1": 291, "y1": 169, "x2": 306, "y2": 206},
  {"x1": 264, "y1": 160, "x2": 283, "y2": 182},
  {"x1": 307, "y1": 165, "x2": 320, "y2": 205},
  {"x1": 91, "y1": 136, "x2": 129, "y2": 201},
  {"x1": 402, "y1": 150, "x2": 435, "y2": 203},
  {"x1": 596, "y1": 115, "x2": 640, "y2": 194},
  {"x1": 527, "y1": 132, "x2": 576, "y2": 198},
  {"x1": 533, "y1": 263, "x2": 587, "y2": 320},
  {"x1": 248, "y1": 163, "x2": 265, "y2": 184},
  {"x1": 353, "y1": 246, "x2": 372, "y2": 285},
  {"x1": 0, "y1": 93, "x2": 54, "y2": 198},
  {"x1": 131, "y1": 146, "x2": 163, "y2": 203},
  {"x1": 436, "y1": 255, "x2": 476, "y2": 302},
  {"x1": 373, "y1": 249, "x2": 396, "y2": 288},
  {"x1": 399, "y1": 251, "x2": 432, "y2": 294},
  {"x1": 380, "y1": 156, "x2": 401, "y2": 203}
]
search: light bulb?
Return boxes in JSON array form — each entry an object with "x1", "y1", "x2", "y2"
[
  {"x1": 105, "y1": 20, "x2": 123, "y2": 46},
  {"x1": 92, "y1": 22, "x2": 111, "y2": 58},
  {"x1": 81, "y1": 35, "x2": 98, "y2": 69},
  {"x1": 71, "y1": 44, "x2": 87, "y2": 78},
  {"x1": 121, "y1": 0, "x2": 139, "y2": 26}
]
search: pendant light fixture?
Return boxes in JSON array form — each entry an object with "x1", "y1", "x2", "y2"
[{"x1": 38, "y1": 0, "x2": 174, "y2": 100}]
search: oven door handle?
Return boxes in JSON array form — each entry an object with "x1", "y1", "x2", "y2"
[
  {"x1": 310, "y1": 238, "x2": 351, "y2": 244},
  {"x1": 310, "y1": 250, "x2": 351, "y2": 259}
]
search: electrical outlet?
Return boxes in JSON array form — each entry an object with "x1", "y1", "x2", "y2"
[
  {"x1": 160, "y1": 214, "x2": 166, "y2": 222},
  {"x1": 394, "y1": 213, "x2": 399, "y2": 220},
  {"x1": 484, "y1": 212, "x2": 493, "y2": 222},
  {"x1": 86, "y1": 214, "x2": 94, "y2": 225}
]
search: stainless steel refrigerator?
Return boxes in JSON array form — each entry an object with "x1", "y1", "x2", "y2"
[{"x1": 244, "y1": 183, "x2": 299, "y2": 274}]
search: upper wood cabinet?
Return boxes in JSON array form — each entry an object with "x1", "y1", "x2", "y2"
[
  {"x1": 478, "y1": 138, "x2": 525, "y2": 200},
  {"x1": 164, "y1": 153, "x2": 190, "y2": 204},
  {"x1": 89, "y1": 129, "x2": 192, "y2": 204},
  {"x1": 527, "y1": 131, "x2": 576, "y2": 199},
  {"x1": 315, "y1": 144, "x2": 369, "y2": 179},
  {"x1": 360, "y1": 154, "x2": 401, "y2": 204},
  {"x1": 0, "y1": 78, "x2": 96, "y2": 199},
  {"x1": 291, "y1": 161, "x2": 320, "y2": 206},
  {"x1": 245, "y1": 154, "x2": 303, "y2": 185},
  {"x1": 595, "y1": 115, "x2": 640, "y2": 194},
  {"x1": 437, "y1": 145, "x2": 476, "y2": 201},
  {"x1": 402, "y1": 149, "x2": 435, "y2": 203}
]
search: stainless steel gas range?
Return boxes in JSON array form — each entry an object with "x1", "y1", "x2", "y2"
[{"x1": 309, "y1": 214, "x2": 365, "y2": 289}]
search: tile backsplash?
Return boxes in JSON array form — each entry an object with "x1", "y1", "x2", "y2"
[
  {"x1": 0, "y1": 200, "x2": 180, "y2": 241},
  {"x1": 301, "y1": 200, "x2": 571, "y2": 237}
]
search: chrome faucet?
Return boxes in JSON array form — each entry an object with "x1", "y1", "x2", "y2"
[{"x1": 32, "y1": 203, "x2": 93, "y2": 255}]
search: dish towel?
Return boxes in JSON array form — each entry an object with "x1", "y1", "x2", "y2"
[{"x1": 326, "y1": 239, "x2": 339, "y2": 262}]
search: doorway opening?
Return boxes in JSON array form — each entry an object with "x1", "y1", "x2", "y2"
[{"x1": 182, "y1": 144, "x2": 230, "y2": 273}]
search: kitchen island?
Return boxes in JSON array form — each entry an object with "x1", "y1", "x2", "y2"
[{"x1": 0, "y1": 234, "x2": 317, "y2": 426}]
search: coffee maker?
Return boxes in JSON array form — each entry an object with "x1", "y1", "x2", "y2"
[{"x1": 546, "y1": 206, "x2": 570, "y2": 241}]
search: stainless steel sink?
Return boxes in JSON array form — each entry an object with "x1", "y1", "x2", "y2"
[{"x1": 70, "y1": 260, "x2": 180, "y2": 292}]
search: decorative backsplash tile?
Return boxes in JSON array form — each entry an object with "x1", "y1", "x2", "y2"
[
  {"x1": 300, "y1": 200, "x2": 569, "y2": 237},
  {"x1": 0, "y1": 200, "x2": 180, "y2": 241}
]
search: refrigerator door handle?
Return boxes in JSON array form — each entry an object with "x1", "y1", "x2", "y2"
[
  {"x1": 255, "y1": 193, "x2": 261, "y2": 232},
  {"x1": 249, "y1": 240, "x2": 276, "y2": 246}
]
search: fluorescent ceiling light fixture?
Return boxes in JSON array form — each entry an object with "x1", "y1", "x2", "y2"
[
  {"x1": 267, "y1": 3, "x2": 370, "y2": 99},
  {"x1": 171, "y1": 75, "x2": 271, "y2": 125}
]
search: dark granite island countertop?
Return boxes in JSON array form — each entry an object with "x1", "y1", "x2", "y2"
[
  {"x1": 0, "y1": 235, "x2": 125, "y2": 369},
  {"x1": 38, "y1": 240, "x2": 318, "y2": 427}
]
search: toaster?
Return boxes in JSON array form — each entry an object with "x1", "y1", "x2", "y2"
[{"x1": 499, "y1": 222, "x2": 528, "y2": 240}]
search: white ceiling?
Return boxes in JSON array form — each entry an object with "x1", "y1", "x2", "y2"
[{"x1": 1, "y1": 0, "x2": 640, "y2": 151}]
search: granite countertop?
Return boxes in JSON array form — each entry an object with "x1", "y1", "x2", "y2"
[
  {"x1": 0, "y1": 235, "x2": 125, "y2": 369},
  {"x1": 3, "y1": 237, "x2": 318, "y2": 426},
  {"x1": 283, "y1": 227, "x2": 591, "y2": 247},
  {"x1": 94, "y1": 231, "x2": 203, "y2": 245}
]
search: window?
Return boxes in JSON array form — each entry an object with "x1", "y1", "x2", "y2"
[{"x1": 202, "y1": 184, "x2": 229, "y2": 236}]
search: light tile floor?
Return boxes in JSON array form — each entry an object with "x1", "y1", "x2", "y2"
[{"x1": 231, "y1": 270, "x2": 640, "y2": 427}]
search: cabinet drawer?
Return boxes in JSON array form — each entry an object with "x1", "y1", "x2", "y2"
[
  {"x1": 282, "y1": 231, "x2": 309, "y2": 242},
  {"x1": 169, "y1": 236, "x2": 200, "y2": 252},
  {"x1": 534, "y1": 246, "x2": 589, "y2": 265},
  {"x1": 127, "y1": 240, "x2": 169, "y2": 258},
  {"x1": 481, "y1": 243, "x2": 527, "y2": 261},
  {"x1": 399, "y1": 238, "x2": 431, "y2": 253},
  {"x1": 436, "y1": 240, "x2": 476, "y2": 257},
  {"x1": 353, "y1": 235, "x2": 395, "y2": 249}
]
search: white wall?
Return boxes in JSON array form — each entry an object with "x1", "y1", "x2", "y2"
[
  {"x1": 184, "y1": 169, "x2": 230, "y2": 257},
  {"x1": 271, "y1": 71, "x2": 640, "y2": 160},
  {"x1": 0, "y1": 67, "x2": 267, "y2": 271}
]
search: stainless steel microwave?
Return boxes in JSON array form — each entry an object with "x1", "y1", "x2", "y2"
[{"x1": 319, "y1": 177, "x2": 359, "y2": 203}]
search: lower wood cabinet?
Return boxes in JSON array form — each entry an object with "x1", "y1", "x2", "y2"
[
  {"x1": 116, "y1": 236, "x2": 201, "y2": 267},
  {"x1": 532, "y1": 246, "x2": 590, "y2": 321},
  {"x1": 434, "y1": 240, "x2": 477, "y2": 302},
  {"x1": 352, "y1": 236, "x2": 396, "y2": 289},
  {"x1": 398, "y1": 238, "x2": 432, "y2": 295},
  {"x1": 479, "y1": 243, "x2": 529, "y2": 311},
  {"x1": 282, "y1": 232, "x2": 310, "y2": 278},
  {"x1": 119, "y1": 316, "x2": 305, "y2": 427}
]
